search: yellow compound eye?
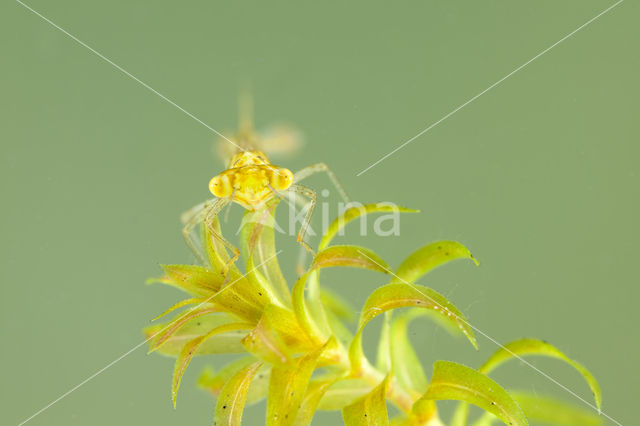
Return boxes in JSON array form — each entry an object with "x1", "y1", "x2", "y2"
[
  {"x1": 209, "y1": 174, "x2": 232, "y2": 198},
  {"x1": 270, "y1": 168, "x2": 294, "y2": 191}
]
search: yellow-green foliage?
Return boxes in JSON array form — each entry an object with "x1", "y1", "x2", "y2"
[{"x1": 145, "y1": 202, "x2": 602, "y2": 425}]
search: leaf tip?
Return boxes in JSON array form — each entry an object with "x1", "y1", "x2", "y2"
[
  {"x1": 471, "y1": 337, "x2": 479, "y2": 351},
  {"x1": 150, "y1": 313, "x2": 163, "y2": 322},
  {"x1": 147, "y1": 338, "x2": 164, "y2": 354}
]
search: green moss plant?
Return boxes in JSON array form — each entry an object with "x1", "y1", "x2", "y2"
[{"x1": 145, "y1": 201, "x2": 603, "y2": 425}]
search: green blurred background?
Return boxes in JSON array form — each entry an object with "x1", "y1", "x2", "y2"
[{"x1": 1, "y1": 1, "x2": 637, "y2": 424}]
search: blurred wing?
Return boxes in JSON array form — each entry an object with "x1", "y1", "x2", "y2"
[
  {"x1": 214, "y1": 133, "x2": 242, "y2": 165},
  {"x1": 257, "y1": 124, "x2": 303, "y2": 158},
  {"x1": 213, "y1": 121, "x2": 302, "y2": 165}
]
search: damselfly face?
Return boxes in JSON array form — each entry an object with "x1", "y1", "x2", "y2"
[{"x1": 208, "y1": 150, "x2": 293, "y2": 210}]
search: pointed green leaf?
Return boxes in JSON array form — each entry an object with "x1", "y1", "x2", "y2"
[
  {"x1": 317, "y1": 378, "x2": 372, "y2": 410},
  {"x1": 151, "y1": 297, "x2": 206, "y2": 321},
  {"x1": 404, "y1": 307, "x2": 467, "y2": 338},
  {"x1": 348, "y1": 328, "x2": 368, "y2": 376},
  {"x1": 203, "y1": 215, "x2": 230, "y2": 265},
  {"x1": 319, "y1": 203, "x2": 418, "y2": 251},
  {"x1": 267, "y1": 340, "x2": 331, "y2": 426},
  {"x1": 410, "y1": 392, "x2": 437, "y2": 424},
  {"x1": 147, "y1": 306, "x2": 218, "y2": 352},
  {"x1": 297, "y1": 244, "x2": 389, "y2": 345},
  {"x1": 242, "y1": 304, "x2": 315, "y2": 365},
  {"x1": 240, "y1": 203, "x2": 290, "y2": 305},
  {"x1": 302, "y1": 270, "x2": 333, "y2": 338},
  {"x1": 171, "y1": 322, "x2": 252, "y2": 407},
  {"x1": 342, "y1": 375, "x2": 390, "y2": 426},
  {"x1": 148, "y1": 264, "x2": 222, "y2": 297},
  {"x1": 263, "y1": 304, "x2": 315, "y2": 351},
  {"x1": 237, "y1": 208, "x2": 283, "y2": 306},
  {"x1": 199, "y1": 358, "x2": 270, "y2": 405},
  {"x1": 208, "y1": 280, "x2": 266, "y2": 323},
  {"x1": 417, "y1": 361, "x2": 527, "y2": 426},
  {"x1": 315, "y1": 335, "x2": 347, "y2": 368},
  {"x1": 479, "y1": 338, "x2": 601, "y2": 411},
  {"x1": 245, "y1": 364, "x2": 271, "y2": 405},
  {"x1": 201, "y1": 267, "x2": 280, "y2": 323},
  {"x1": 243, "y1": 256, "x2": 285, "y2": 308},
  {"x1": 389, "y1": 311, "x2": 428, "y2": 396},
  {"x1": 214, "y1": 361, "x2": 263, "y2": 426},
  {"x1": 294, "y1": 377, "x2": 340, "y2": 425},
  {"x1": 350, "y1": 283, "x2": 475, "y2": 378},
  {"x1": 454, "y1": 393, "x2": 603, "y2": 426},
  {"x1": 202, "y1": 214, "x2": 243, "y2": 277},
  {"x1": 242, "y1": 313, "x2": 291, "y2": 365},
  {"x1": 359, "y1": 283, "x2": 477, "y2": 349},
  {"x1": 312, "y1": 245, "x2": 390, "y2": 273},
  {"x1": 391, "y1": 241, "x2": 478, "y2": 284},
  {"x1": 510, "y1": 391, "x2": 603, "y2": 426},
  {"x1": 292, "y1": 272, "x2": 328, "y2": 344},
  {"x1": 239, "y1": 201, "x2": 274, "y2": 259},
  {"x1": 150, "y1": 264, "x2": 266, "y2": 322},
  {"x1": 144, "y1": 311, "x2": 246, "y2": 356},
  {"x1": 199, "y1": 357, "x2": 254, "y2": 393},
  {"x1": 304, "y1": 245, "x2": 388, "y2": 345}
]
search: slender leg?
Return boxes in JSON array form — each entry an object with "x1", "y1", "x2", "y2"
[
  {"x1": 266, "y1": 183, "x2": 307, "y2": 219},
  {"x1": 180, "y1": 201, "x2": 208, "y2": 225},
  {"x1": 181, "y1": 198, "x2": 228, "y2": 266},
  {"x1": 223, "y1": 188, "x2": 237, "y2": 223},
  {"x1": 202, "y1": 200, "x2": 240, "y2": 277},
  {"x1": 287, "y1": 183, "x2": 317, "y2": 255},
  {"x1": 182, "y1": 201, "x2": 211, "y2": 265},
  {"x1": 289, "y1": 191, "x2": 314, "y2": 272},
  {"x1": 293, "y1": 163, "x2": 350, "y2": 203},
  {"x1": 267, "y1": 184, "x2": 313, "y2": 272},
  {"x1": 292, "y1": 163, "x2": 347, "y2": 271}
]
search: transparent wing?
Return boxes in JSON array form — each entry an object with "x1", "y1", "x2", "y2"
[
  {"x1": 214, "y1": 133, "x2": 242, "y2": 165},
  {"x1": 257, "y1": 124, "x2": 303, "y2": 158}
]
